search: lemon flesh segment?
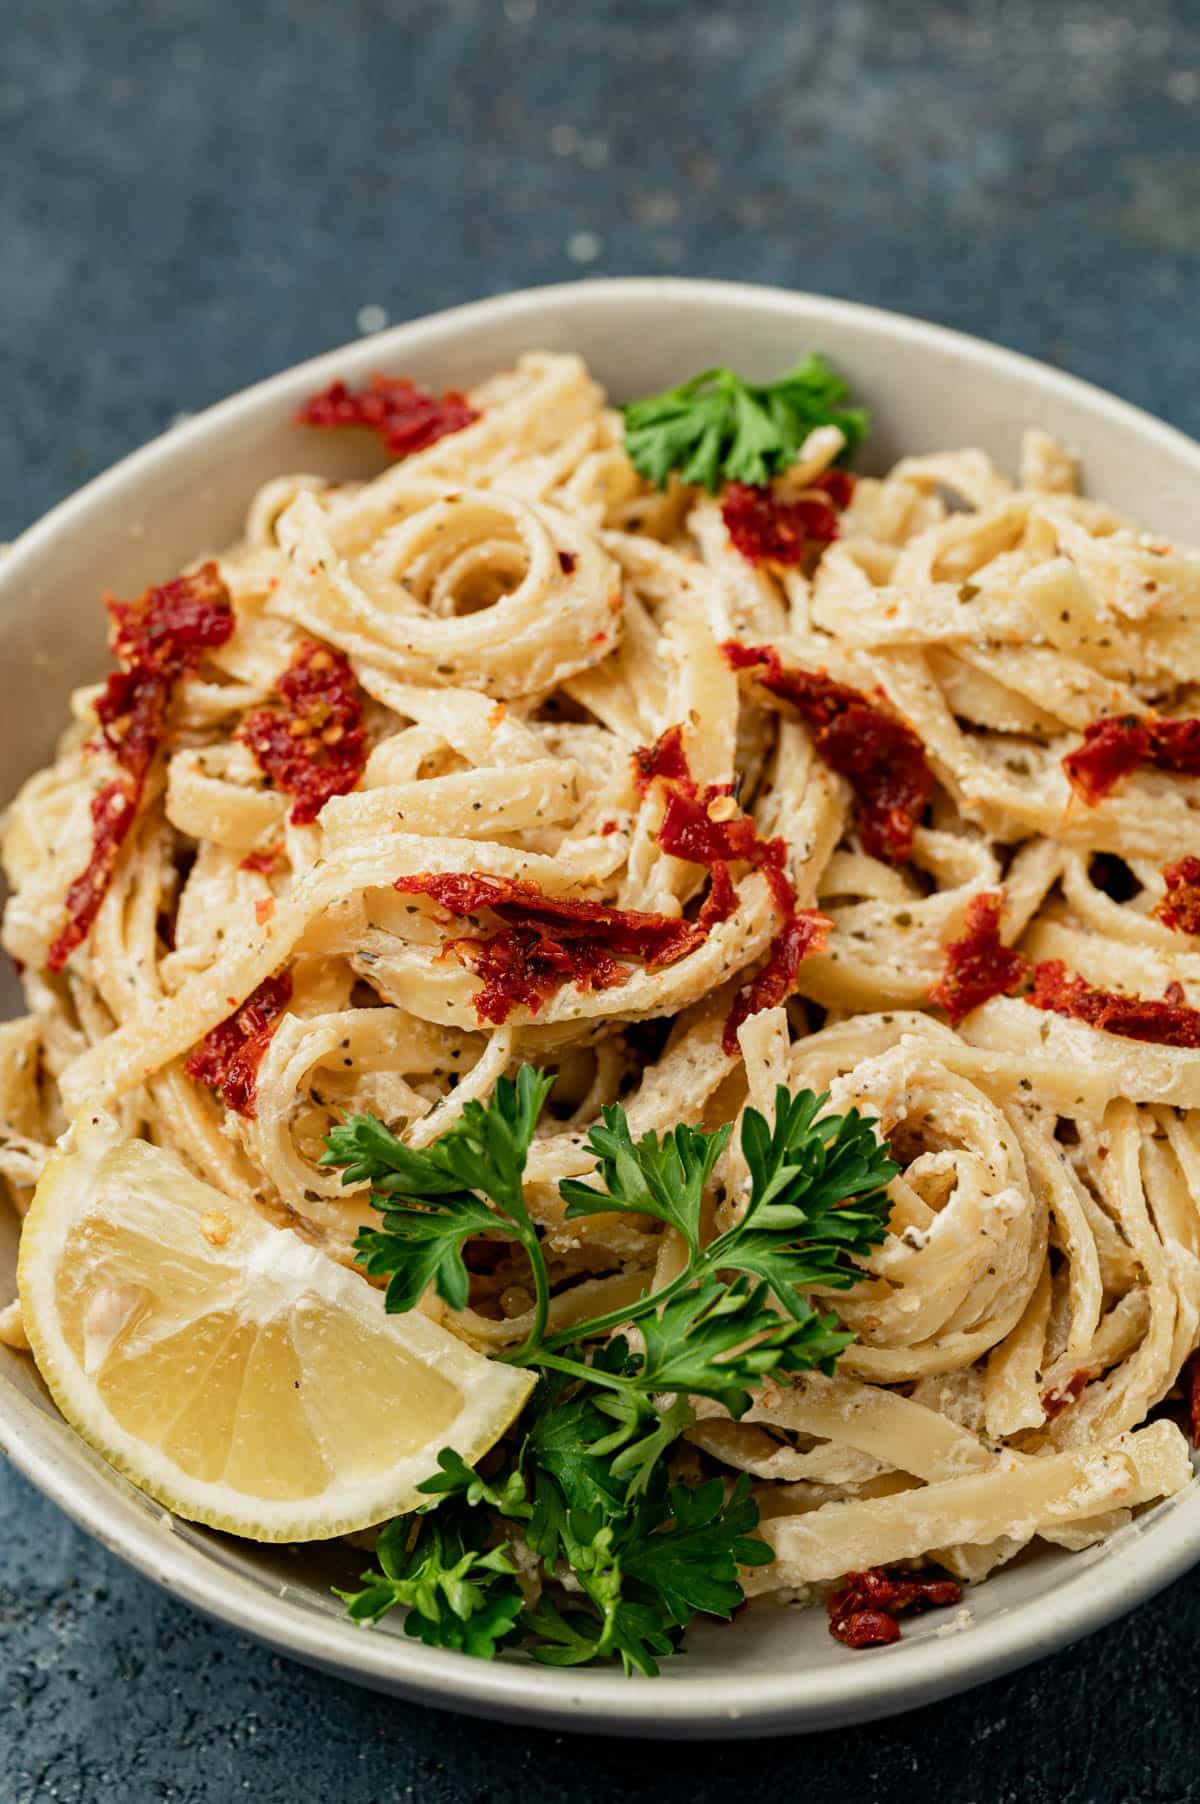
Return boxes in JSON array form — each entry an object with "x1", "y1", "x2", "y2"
[{"x1": 17, "y1": 1113, "x2": 534, "y2": 1541}]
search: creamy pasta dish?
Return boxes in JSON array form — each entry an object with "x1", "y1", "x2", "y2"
[{"x1": 2, "y1": 349, "x2": 1199, "y2": 1672}]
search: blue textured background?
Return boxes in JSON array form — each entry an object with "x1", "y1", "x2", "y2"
[{"x1": 4, "y1": 1, "x2": 1200, "y2": 1796}]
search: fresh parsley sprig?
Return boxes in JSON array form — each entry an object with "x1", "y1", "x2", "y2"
[
  {"x1": 322, "y1": 1066, "x2": 554, "y2": 1356},
  {"x1": 323, "y1": 1067, "x2": 895, "y2": 1673},
  {"x1": 340, "y1": 1463, "x2": 772, "y2": 1677},
  {"x1": 622, "y1": 355, "x2": 869, "y2": 493},
  {"x1": 523, "y1": 1473, "x2": 770, "y2": 1675},
  {"x1": 554, "y1": 1087, "x2": 894, "y2": 1343},
  {"x1": 336, "y1": 1501, "x2": 526, "y2": 1658}
]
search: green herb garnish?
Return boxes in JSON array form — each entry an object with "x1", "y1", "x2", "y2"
[
  {"x1": 336, "y1": 1500, "x2": 526, "y2": 1658},
  {"x1": 621, "y1": 355, "x2": 868, "y2": 492},
  {"x1": 323, "y1": 1067, "x2": 895, "y2": 1674}
]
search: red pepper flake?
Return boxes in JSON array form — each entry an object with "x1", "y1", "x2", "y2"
[
  {"x1": 721, "y1": 470, "x2": 854, "y2": 567},
  {"x1": 1029, "y1": 959, "x2": 1200, "y2": 1048},
  {"x1": 393, "y1": 872, "x2": 706, "y2": 1026},
  {"x1": 1041, "y1": 1369, "x2": 1090, "y2": 1418},
  {"x1": 722, "y1": 642, "x2": 933, "y2": 865},
  {"x1": 1154, "y1": 856, "x2": 1200, "y2": 936},
  {"x1": 183, "y1": 971, "x2": 293, "y2": 1117},
  {"x1": 297, "y1": 375, "x2": 477, "y2": 460},
  {"x1": 633, "y1": 724, "x2": 829, "y2": 1051},
  {"x1": 237, "y1": 640, "x2": 366, "y2": 826},
  {"x1": 558, "y1": 550, "x2": 578, "y2": 575},
  {"x1": 827, "y1": 1567, "x2": 962, "y2": 1649},
  {"x1": 600, "y1": 819, "x2": 619, "y2": 836},
  {"x1": 1180, "y1": 1351, "x2": 1200, "y2": 1448},
  {"x1": 1063, "y1": 712, "x2": 1200, "y2": 804},
  {"x1": 929, "y1": 892, "x2": 1029, "y2": 1025},
  {"x1": 239, "y1": 841, "x2": 286, "y2": 876},
  {"x1": 48, "y1": 564, "x2": 234, "y2": 971}
]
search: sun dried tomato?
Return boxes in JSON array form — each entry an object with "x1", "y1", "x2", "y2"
[
  {"x1": 632, "y1": 724, "x2": 829, "y2": 1050},
  {"x1": 1064, "y1": 712, "x2": 1200, "y2": 804},
  {"x1": 393, "y1": 872, "x2": 706, "y2": 1025},
  {"x1": 50, "y1": 783, "x2": 141, "y2": 973},
  {"x1": 1150, "y1": 716, "x2": 1200, "y2": 773},
  {"x1": 1154, "y1": 856, "x2": 1200, "y2": 936},
  {"x1": 721, "y1": 470, "x2": 853, "y2": 567},
  {"x1": 722, "y1": 642, "x2": 932, "y2": 865},
  {"x1": 1062, "y1": 716, "x2": 1149, "y2": 803},
  {"x1": 48, "y1": 565, "x2": 234, "y2": 971},
  {"x1": 831, "y1": 1608, "x2": 902, "y2": 1649},
  {"x1": 827, "y1": 1566, "x2": 962, "y2": 1649},
  {"x1": 632, "y1": 722, "x2": 699, "y2": 793},
  {"x1": 722, "y1": 907, "x2": 829, "y2": 1052},
  {"x1": 814, "y1": 468, "x2": 856, "y2": 509},
  {"x1": 105, "y1": 562, "x2": 234, "y2": 676},
  {"x1": 183, "y1": 972, "x2": 293, "y2": 1117},
  {"x1": 297, "y1": 375, "x2": 477, "y2": 460},
  {"x1": 445, "y1": 925, "x2": 626, "y2": 1023},
  {"x1": 930, "y1": 892, "x2": 1029, "y2": 1025},
  {"x1": 1029, "y1": 959, "x2": 1200, "y2": 1048},
  {"x1": 698, "y1": 859, "x2": 739, "y2": 929},
  {"x1": 237, "y1": 640, "x2": 367, "y2": 826}
]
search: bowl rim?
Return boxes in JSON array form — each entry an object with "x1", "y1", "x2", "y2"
[{"x1": 3, "y1": 274, "x2": 1200, "y2": 1737}]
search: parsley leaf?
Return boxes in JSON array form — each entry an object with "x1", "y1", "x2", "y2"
[
  {"x1": 522, "y1": 1474, "x2": 772, "y2": 1673},
  {"x1": 710, "y1": 1086, "x2": 896, "y2": 1318},
  {"x1": 632, "y1": 1277, "x2": 846, "y2": 1417},
  {"x1": 559, "y1": 1111, "x2": 729, "y2": 1254},
  {"x1": 337, "y1": 1505, "x2": 524, "y2": 1659},
  {"x1": 621, "y1": 1475, "x2": 773, "y2": 1624},
  {"x1": 527, "y1": 1394, "x2": 629, "y2": 1519},
  {"x1": 416, "y1": 1447, "x2": 532, "y2": 1518},
  {"x1": 408, "y1": 1588, "x2": 526, "y2": 1659},
  {"x1": 607, "y1": 1394, "x2": 697, "y2": 1496},
  {"x1": 522, "y1": 1594, "x2": 676, "y2": 1678},
  {"x1": 622, "y1": 356, "x2": 869, "y2": 493},
  {"x1": 528, "y1": 1510, "x2": 678, "y2": 1677},
  {"x1": 323, "y1": 1067, "x2": 554, "y2": 1336},
  {"x1": 353, "y1": 1193, "x2": 505, "y2": 1315}
]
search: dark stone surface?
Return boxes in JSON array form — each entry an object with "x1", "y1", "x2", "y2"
[{"x1": 4, "y1": 0, "x2": 1200, "y2": 1796}]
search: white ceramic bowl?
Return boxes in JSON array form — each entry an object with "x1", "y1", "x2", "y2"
[{"x1": 3, "y1": 278, "x2": 1199, "y2": 1738}]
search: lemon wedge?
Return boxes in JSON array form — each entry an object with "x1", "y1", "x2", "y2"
[{"x1": 17, "y1": 1112, "x2": 534, "y2": 1541}]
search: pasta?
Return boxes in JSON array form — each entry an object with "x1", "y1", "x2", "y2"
[{"x1": 3, "y1": 348, "x2": 1200, "y2": 1639}]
